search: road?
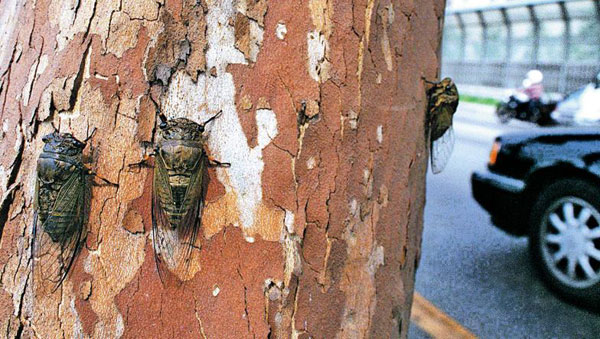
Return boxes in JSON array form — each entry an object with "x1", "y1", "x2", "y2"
[{"x1": 409, "y1": 103, "x2": 600, "y2": 338}]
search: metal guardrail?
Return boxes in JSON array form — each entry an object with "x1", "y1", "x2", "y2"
[
  {"x1": 447, "y1": 0, "x2": 595, "y2": 17},
  {"x1": 442, "y1": 0, "x2": 600, "y2": 94},
  {"x1": 443, "y1": 61, "x2": 599, "y2": 93}
]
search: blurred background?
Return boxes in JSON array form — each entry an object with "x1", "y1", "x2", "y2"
[{"x1": 410, "y1": 0, "x2": 600, "y2": 337}]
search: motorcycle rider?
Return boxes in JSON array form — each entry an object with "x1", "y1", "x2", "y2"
[{"x1": 521, "y1": 70, "x2": 545, "y2": 121}]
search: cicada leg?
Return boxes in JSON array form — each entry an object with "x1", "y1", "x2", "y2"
[
  {"x1": 207, "y1": 157, "x2": 231, "y2": 168},
  {"x1": 85, "y1": 168, "x2": 119, "y2": 187},
  {"x1": 203, "y1": 145, "x2": 230, "y2": 168},
  {"x1": 128, "y1": 142, "x2": 158, "y2": 170}
]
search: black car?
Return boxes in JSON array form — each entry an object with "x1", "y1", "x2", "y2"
[{"x1": 471, "y1": 128, "x2": 600, "y2": 309}]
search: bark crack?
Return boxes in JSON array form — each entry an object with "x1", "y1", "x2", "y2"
[
  {"x1": 0, "y1": 114, "x2": 25, "y2": 242},
  {"x1": 82, "y1": 0, "x2": 98, "y2": 42},
  {"x1": 1, "y1": 41, "x2": 21, "y2": 120},
  {"x1": 13, "y1": 270, "x2": 30, "y2": 339},
  {"x1": 236, "y1": 267, "x2": 253, "y2": 337},
  {"x1": 63, "y1": 41, "x2": 92, "y2": 114},
  {"x1": 193, "y1": 297, "x2": 208, "y2": 339}
]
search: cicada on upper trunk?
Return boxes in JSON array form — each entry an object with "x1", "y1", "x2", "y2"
[
  {"x1": 137, "y1": 112, "x2": 229, "y2": 279},
  {"x1": 33, "y1": 132, "x2": 91, "y2": 292},
  {"x1": 426, "y1": 77, "x2": 459, "y2": 174}
]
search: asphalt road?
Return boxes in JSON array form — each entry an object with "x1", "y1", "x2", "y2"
[{"x1": 409, "y1": 103, "x2": 600, "y2": 338}]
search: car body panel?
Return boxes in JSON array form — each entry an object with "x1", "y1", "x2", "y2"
[
  {"x1": 472, "y1": 170, "x2": 527, "y2": 235},
  {"x1": 472, "y1": 127, "x2": 600, "y2": 236}
]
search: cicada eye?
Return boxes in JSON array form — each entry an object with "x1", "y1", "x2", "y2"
[{"x1": 198, "y1": 125, "x2": 205, "y2": 133}]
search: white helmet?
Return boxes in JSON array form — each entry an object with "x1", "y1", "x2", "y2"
[{"x1": 526, "y1": 70, "x2": 544, "y2": 84}]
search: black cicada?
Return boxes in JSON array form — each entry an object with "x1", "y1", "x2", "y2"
[
  {"x1": 33, "y1": 132, "x2": 91, "y2": 291},
  {"x1": 136, "y1": 112, "x2": 229, "y2": 278},
  {"x1": 426, "y1": 77, "x2": 459, "y2": 174}
]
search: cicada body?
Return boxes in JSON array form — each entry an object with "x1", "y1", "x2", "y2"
[
  {"x1": 427, "y1": 77, "x2": 459, "y2": 174},
  {"x1": 150, "y1": 114, "x2": 228, "y2": 277},
  {"x1": 33, "y1": 132, "x2": 89, "y2": 291}
]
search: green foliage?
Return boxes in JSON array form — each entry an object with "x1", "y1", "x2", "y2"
[{"x1": 459, "y1": 94, "x2": 500, "y2": 106}]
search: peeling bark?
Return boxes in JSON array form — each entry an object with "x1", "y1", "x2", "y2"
[{"x1": 0, "y1": 0, "x2": 445, "y2": 337}]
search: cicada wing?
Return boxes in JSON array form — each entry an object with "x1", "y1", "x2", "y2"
[
  {"x1": 178, "y1": 155, "x2": 206, "y2": 253},
  {"x1": 430, "y1": 126, "x2": 455, "y2": 174},
  {"x1": 33, "y1": 171, "x2": 86, "y2": 292},
  {"x1": 152, "y1": 155, "x2": 175, "y2": 281},
  {"x1": 152, "y1": 154, "x2": 206, "y2": 279}
]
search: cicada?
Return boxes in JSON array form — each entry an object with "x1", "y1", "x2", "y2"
[
  {"x1": 135, "y1": 112, "x2": 229, "y2": 278},
  {"x1": 426, "y1": 77, "x2": 459, "y2": 174},
  {"x1": 33, "y1": 132, "x2": 91, "y2": 291}
]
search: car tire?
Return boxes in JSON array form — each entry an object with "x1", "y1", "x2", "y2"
[{"x1": 529, "y1": 178, "x2": 600, "y2": 310}]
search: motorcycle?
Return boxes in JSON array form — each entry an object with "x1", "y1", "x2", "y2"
[{"x1": 496, "y1": 92, "x2": 559, "y2": 126}]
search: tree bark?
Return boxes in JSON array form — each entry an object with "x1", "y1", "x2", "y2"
[{"x1": 0, "y1": 0, "x2": 445, "y2": 337}]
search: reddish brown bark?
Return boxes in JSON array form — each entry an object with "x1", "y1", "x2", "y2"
[{"x1": 0, "y1": 0, "x2": 445, "y2": 337}]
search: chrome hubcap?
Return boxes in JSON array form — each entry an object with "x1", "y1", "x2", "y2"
[{"x1": 541, "y1": 197, "x2": 600, "y2": 289}]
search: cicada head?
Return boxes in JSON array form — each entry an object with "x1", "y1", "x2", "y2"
[
  {"x1": 158, "y1": 118, "x2": 204, "y2": 142},
  {"x1": 430, "y1": 77, "x2": 459, "y2": 110},
  {"x1": 42, "y1": 132, "x2": 86, "y2": 156}
]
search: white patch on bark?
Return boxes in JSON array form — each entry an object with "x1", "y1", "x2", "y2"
[
  {"x1": 282, "y1": 232, "x2": 302, "y2": 284},
  {"x1": 307, "y1": 0, "x2": 332, "y2": 83},
  {"x1": 70, "y1": 298, "x2": 84, "y2": 338},
  {"x1": 22, "y1": 59, "x2": 39, "y2": 106},
  {"x1": 115, "y1": 313, "x2": 124, "y2": 338},
  {"x1": 84, "y1": 49, "x2": 91, "y2": 79},
  {"x1": 348, "y1": 110, "x2": 358, "y2": 130},
  {"x1": 37, "y1": 55, "x2": 49, "y2": 75},
  {"x1": 306, "y1": 31, "x2": 329, "y2": 83},
  {"x1": 284, "y1": 210, "x2": 295, "y2": 234},
  {"x1": 95, "y1": 74, "x2": 109, "y2": 81},
  {"x1": 248, "y1": 21, "x2": 264, "y2": 62},
  {"x1": 276, "y1": 22, "x2": 287, "y2": 40},
  {"x1": 0, "y1": 0, "x2": 21, "y2": 66},
  {"x1": 306, "y1": 157, "x2": 316, "y2": 170},
  {"x1": 13, "y1": 124, "x2": 22, "y2": 154},
  {"x1": 376, "y1": 125, "x2": 383, "y2": 144},
  {"x1": 349, "y1": 198, "x2": 358, "y2": 217},
  {"x1": 368, "y1": 244, "x2": 384, "y2": 274},
  {"x1": 206, "y1": 0, "x2": 246, "y2": 71},
  {"x1": 379, "y1": 4, "x2": 395, "y2": 72},
  {"x1": 0, "y1": 166, "x2": 6, "y2": 191},
  {"x1": 256, "y1": 108, "x2": 278, "y2": 149}
]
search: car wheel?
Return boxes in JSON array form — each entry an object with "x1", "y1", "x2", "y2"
[{"x1": 529, "y1": 178, "x2": 600, "y2": 309}]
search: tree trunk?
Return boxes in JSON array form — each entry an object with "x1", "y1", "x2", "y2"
[{"x1": 0, "y1": 0, "x2": 445, "y2": 337}]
